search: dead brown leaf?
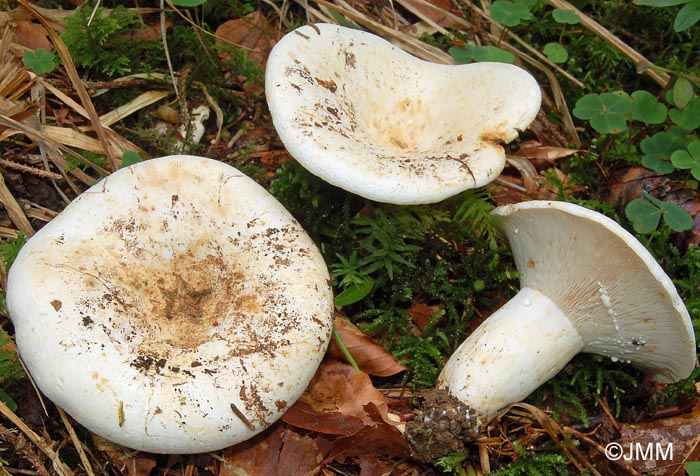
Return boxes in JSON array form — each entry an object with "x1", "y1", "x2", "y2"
[
  {"x1": 10, "y1": 20, "x2": 52, "y2": 52},
  {"x1": 616, "y1": 411, "x2": 700, "y2": 476},
  {"x1": 511, "y1": 140, "x2": 581, "y2": 163},
  {"x1": 282, "y1": 359, "x2": 396, "y2": 435},
  {"x1": 221, "y1": 424, "x2": 333, "y2": 476},
  {"x1": 327, "y1": 312, "x2": 407, "y2": 377},
  {"x1": 215, "y1": 11, "x2": 279, "y2": 72}
]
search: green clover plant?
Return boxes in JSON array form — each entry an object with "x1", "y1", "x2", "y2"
[
  {"x1": 633, "y1": 0, "x2": 700, "y2": 32},
  {"x1": 625, "y1": 191, "x2": 693, "y2": 234},
  {"x1": 23, "y1": 48, "x2": 56, "y2": 75}
]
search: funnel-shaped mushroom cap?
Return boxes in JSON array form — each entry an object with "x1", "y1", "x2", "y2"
[
  {"x1": 7, "y1": 156, "x2": 334, "y2": 454},
  {"x1": 265, "y1": 23, "x2": 541, "y2": 205},
  {"x1": 492, "y1": 200, "x2": 696, "y2": 383}
]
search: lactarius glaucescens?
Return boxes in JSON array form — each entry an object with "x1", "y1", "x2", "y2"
[
  {"x1": 439, "y1": 200, "x2": 696, "y2": 423},
  {"x1": 6, "y1": 155, "x2": 335, "y2": 454},
  {"x1": 265, "y1": 23, "x2": 542, "y2": 205}
]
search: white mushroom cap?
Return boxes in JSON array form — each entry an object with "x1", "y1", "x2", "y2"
[
  {"x1": 6, "y1": 155, "x2": 334, "y2": 454},
  {"x1": 265, "y1": 23, "x2": 542, "y2": 205},
  {"x1": 492, "y1": 200, "x2": 696, "y2": 382}
]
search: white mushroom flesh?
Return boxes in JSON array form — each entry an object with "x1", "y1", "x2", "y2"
[
  {"x1": 265, "y1": 23, "x2": 542, "y2": 205},
  {"x1": 7, "y1": 155, "x2": 334, "y2": 454},
  {"x1": 438, "y1": 287, "x2": 583, "y2": 419}
]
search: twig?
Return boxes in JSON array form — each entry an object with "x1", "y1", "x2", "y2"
[
  {"x1": 161, "y1": 0, "x2": 179, "y2": 100},
  {"x1": 0, "y1": 158, "x2": 63, "y2": 181}
]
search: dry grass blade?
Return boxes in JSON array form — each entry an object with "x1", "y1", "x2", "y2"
[
  {"x1": 310, "y1": 0, "x2": 453, "y2": 63},
  {"x1": 57, "y1": 406, "x2": 96, "y2": 476},
  {"x1": 0, "y1": 172, "x2": 34, "y2": 236},
  {"x1": 38, "y1": 78, "x2": 148, "y2": 161},
  {"x1": 543, "y1": 0, "x2": 671, "y2": 88},
  {"x1": 0, "y1": 113, "x2": 104, "y2": 187},
  {"x1": 98, "y1": 90, "x2": 170, "y2": 128},
  {"x1": 17, "y1": 0, "x2": 120, "y2": 171},
  {"x1": 504, "y1": 402, "x2": 603, "y2": 476},
  {"x1": 0, "y1": 399, "x2": 74, "y2": 476}
]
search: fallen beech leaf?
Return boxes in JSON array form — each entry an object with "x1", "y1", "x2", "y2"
[
  {"x1": 327, "y1": 312, "x2": 407, "y2": 377},
  {"x1": 13, "y1": 20, "x2": 53, "y2": 52},
  {"x1": 222, "y1": 423, "x2": 333, "y2": 476},
  {"x1": 616, "y1": 412, "x2": 700, "y2": 476},
  {"x1": 407, "y1": 302, "x2": 435, "y2": 332},
  {"x1": 282, "y1": 359, "x2": 394, "y2": 435},
  {"x1": 215, "y1": 11, "x2": 278, "y2": 70},
  {"x1": 511, "y1": 140, "x2": 581, "y2": 162},
  {"x1": 327, "y1": 422, "x2": 410, "y2": 475}
]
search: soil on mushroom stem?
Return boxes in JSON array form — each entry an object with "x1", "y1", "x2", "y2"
[{"x1": 404, "y1": 388, "x2": 480, "y2": 463}]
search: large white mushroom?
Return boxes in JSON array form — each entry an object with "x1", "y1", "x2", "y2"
[
  {"x1": 439, "y1": 200, "x2": 696, "y2": 423},
  {"x1": 265, "y1": 23, "x2": 541, "y2": 205},
  {"x1": 6, "y1": 155, "x2": 335, "y2": 454}
]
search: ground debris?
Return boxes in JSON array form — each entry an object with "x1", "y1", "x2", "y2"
[{"x1": 404, "y1": 388, "x2": 479, "y2": 463}]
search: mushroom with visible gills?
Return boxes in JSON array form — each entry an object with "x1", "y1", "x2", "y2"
[
  {"x1": 408, "y1": 200, "x2": 696, "y2": 460},
  {"x1": 265, "y1": 23, "x2": 542, "y2": 205},
  {"x1": 439, "y1": 200, "x2": 696, "y2": 422},
  {"x1": 6, "y1": 155, "x2": 335, "y2": 454}
]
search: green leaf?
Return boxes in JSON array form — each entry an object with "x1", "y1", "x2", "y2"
[
  {"x1": 572, "y1": 92, "x2": 632, "y2": 134},
  {"x1": 335, "y1": 277, "x2": 375, "y2": 307},
  {"x1": 669, "y1": 97, "x2": 700, "y2": 130},
  {"x1": 0, "y1": 388, "x2": 17, "y2": 412},
  {"x1": 674, "y1": 0, "x2": 700, "y2": 31},
  {"x1": 671, "y1": 141, "x2": 700, "y2": 179},
  {"x1": 686, "y1": 461, "x2": 700, "y2": 476},
  {"x1": 660, "y1": 201, "x2": 694, "y2": 231},
  {"x1": 121, "y1": 150, "x2": 143, "y2": 168},
  {"x1": 543, "y1": 42, "x2": 568, "y2": 63},
  {"x1": 487, "y1": 0, "x2": 534, "y2": 27},
  {"x1": 448, "y1": 45, "x2": 515, "y2": 64},
  {"x1": 644, "y1": 192, "x2": 694, "y2": 232},
  {"x1": 630, "y1": 90, "x2": 667, "y2": 124},
  {"x1": 633, "y1": 0, "x2": 691, "y2": 6},
  {"x1": 171, "y1": 0, "x2": 207, "y2": 5},
  {"x1": 673, "y1": 77, "x2": 695, "y2": 109},
  {"x1": 625, "y1": 198, "x2": 660, "y2": 234},
  {"x1": 22, "y1": 48, "x2": 56, "y2": 75},
  {"x1": 552, "y1": 8, "x2": 581, "y2": 24},
  {"x1": 640, "y1": 130, "x2": 685, "y2": 173}
]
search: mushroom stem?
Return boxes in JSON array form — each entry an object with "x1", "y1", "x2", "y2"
[{"x1": 437, "y1": 287, "x2": 584, "y2": 422}]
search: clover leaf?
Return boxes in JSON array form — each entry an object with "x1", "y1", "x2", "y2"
[
  {"x1": 631, "y1": 90, "x2": 667, "y2": 124},
  {"x1": 488, "y1": 0, "x2": 535, "y2": 26},
  {"x1": 573, "y1": 91, "x2": 632, "y2": 134},
  {"x1": 669, "y1": 96, "x2": 700, "y2": 130},
  {"x1": 22, "y1": 48, "x2": 56, "y2": 75},
  {"x1": 543, "y1": 43, "x2": 568, "y2": 63},
  {"x1": 671, "y1": 141, "x2": 700, "y2": 179},
  {"x1": 626, "y1": 192, "x2": 693, "y2": 234},
  {"x1": 552, "y1": 8, "x2": 581, "y2": 24},
  {"x1": 640, "y1": 129, "x2": 687, "y2": 174}
]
